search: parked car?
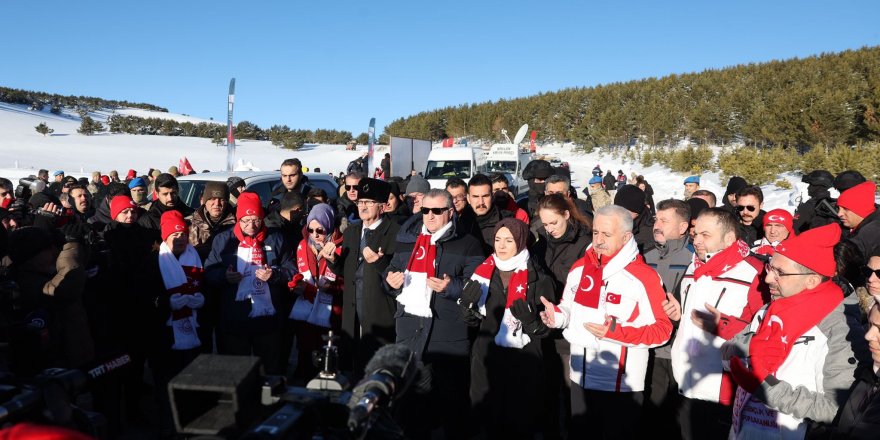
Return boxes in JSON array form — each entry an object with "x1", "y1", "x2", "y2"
[{"x1": 176, "y1": 171, "x2": 338, "y2": 210}]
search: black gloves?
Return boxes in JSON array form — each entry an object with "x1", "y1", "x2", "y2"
[
  {"x1": 510, "y1": 298, "x2": 548, "y2": 336},
  {"x1": 458, "y1": 280, "x2": 484, "y2": 327},
  {"x1": 460, "y1": 279, "x2": 483, "y2": 309}
]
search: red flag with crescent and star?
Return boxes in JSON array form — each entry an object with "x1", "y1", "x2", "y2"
[{"x1": 406, "y1": 233, "x2": 436, "y2": 278}]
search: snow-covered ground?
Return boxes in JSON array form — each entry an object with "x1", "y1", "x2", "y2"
[{"x1": 0, "y1": 102, "x2": 808, "y2": 213}]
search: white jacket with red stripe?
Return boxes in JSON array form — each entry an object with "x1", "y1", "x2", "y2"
[
  {"x1": 671, "y1": 255, "x2": 766, "y2": 405},
  {"x1": 552, "y1": 237, "x2": 673, "y2": 392}
]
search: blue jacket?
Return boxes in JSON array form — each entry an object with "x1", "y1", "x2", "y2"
[{"x1": 204, "y1": 228, "x2": 295, "y2": 336}]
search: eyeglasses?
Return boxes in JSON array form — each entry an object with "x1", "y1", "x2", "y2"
[
  {"x1": 860, "y1": 266, "x2": 880, "y2": 280},
  {"x1": 239, "y1": 218, "x2": 262, "y2": 226},
  {"x1": 765, "y1": 263, "x2": 814, "y2": 278},
  {"x1": 356, "y1": 200, "x2": 378, "y2": 207},
  {"x1": 736, "y1": 205, "x2": 757, "y2": 212},
  {"x1": 451, "y1": 195, "x2": 467, "y2": 202},
  {"x1": 344, "y1": 185, "x2": 358, "y2": 191},
  {"x1": 420, "y1": 207, "x2": 448, "y2": 215},
  {"x1": 307, "y1": 227, "x2": 326, "y2": 235}
]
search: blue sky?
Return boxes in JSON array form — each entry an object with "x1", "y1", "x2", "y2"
[{"x1": 2, "y1": 0, "x2": 878, "y2": 137}]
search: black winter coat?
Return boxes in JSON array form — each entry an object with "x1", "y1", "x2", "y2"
[
  {"x1": 793, "y1": 189, "x2": 838, "y2": 234},
  {"x1": 138, "y1": 199, "x2": 193, "y2": 232},
  {"x1": 203, "y1": 228, "x2": 295, "y2": 336},
  {"x1": 532, "y1": 222, "x2": 592, "y2": 292},
  {"x1": 846, "y1": 208, "x2": 880, "y2": 265},
  {"x1": 384, "y1": 215, "x2": 484, "y2": 359},
  {"x1": 330, "y1": 216, "x2": 400, "y2": 374},
  {"x1": 467, "y1": 258, "x2": 555, "y2": 437},
  {"x1": 807, "y1": 364, "x2": 880, "y2": 439},
  {"x1": 457, "y1": 204, "x2": 513, "y2": 256},
  {"x1": 632, "y1": 206, "x2": 656, "y2": 254},
  {"x1": 737, "y1": 209, "x2": 766, "y2": 245}
]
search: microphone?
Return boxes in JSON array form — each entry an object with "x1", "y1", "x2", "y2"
[{"x1": 347, "y1": 344, "x2": 425, "y2": 434}]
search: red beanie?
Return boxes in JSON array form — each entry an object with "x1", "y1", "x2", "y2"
[
  {"x1": 763, "y1": 208, "x2": 794, "y2": 236},
  {"x1": 110, "y1": 195, "x2": 137, "y2": 220},
  {"x1": 126, "y1": 169, "x2": 137, "y2": 179},
  {"x1": 837, "y1": 181, "x2": 877, "y2": 219},
  {"x1": 100, "y1": 175, "x2": 110, "y2": 185},
  {"x1": 160, "y1": 210, "x2": 189, "y2": 241},
  {"x1": 774, "y1": 222, "x2": 841, "y2": 277},
  {"x1": 236, "y1": 192, "x2": 264, "y2": 221}
]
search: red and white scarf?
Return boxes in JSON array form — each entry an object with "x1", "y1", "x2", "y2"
[
  {"x1": 732, "y1": 280, "x2": 843, "y2": 436},
  {"x1": 234, "y1": 226, "x2": 275, "y2": 317},
  {"x1": 470, "y1": 249, "x2": 531, "y2": 348},
  {"x1": 289, "y1": 237, "x2": 342, "y2": 327},
  {"x1": 396, "y1": 222, "x2": 452, "y2": 318},
  {"x1": 158, "y1": 242, "x2": 204, "y2": 351},
  {"x1": 693, "y1": 239, "x2": 751, "y2": 280}
]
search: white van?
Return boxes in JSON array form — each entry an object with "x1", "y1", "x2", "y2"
[
  {"x1": 424, "y1": 147, "x2": 486, "y2": 189},
  {"x1": 484, "y1": 143, "x2": 533, "y2": 196}
]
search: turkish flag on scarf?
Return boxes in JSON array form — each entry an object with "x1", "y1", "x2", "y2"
[
  {"x1": 406, "y1": 233, "x2": 436, "y2": 277},
  {"x1": 574, "y1": 248, "x2": 610, "y2": 308}
]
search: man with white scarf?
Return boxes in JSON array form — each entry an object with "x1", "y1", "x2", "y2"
[
  {"x1": 540, "y1": 204, "x2": 673, "y2": 439},
  {"x1": 205, "y1": 191, "x2": 295, "y2": 375},
  {"x1": 384, "y1": 188, "x2": 484, "y2": 440}
]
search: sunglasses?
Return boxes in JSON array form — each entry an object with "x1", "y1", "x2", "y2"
[
  {"x1": 307, "y1": 227, "x2": 326, "y2": 235},
  {"x1": 860, "y1": 266, "x2": 880, "y2": 279},
  {"x1": 736, "y1": 205, "x2": 757, "y2": 212},
  {"x1": 344, "y1": 185, "x2": 358, "y2": 191},
  {"x1": 420, "y1": 207, "x2": 448, "y2": 215}
]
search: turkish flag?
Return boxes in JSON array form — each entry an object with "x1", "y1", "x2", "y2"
[
  {"x1": 178, "y1": 157, "x2": 194, "y2": 175},
  {"x1": 442, "y1": 137, "x2": 454, "y2": 148},
  {"x1": 606, "y1": 292, "x2": 621, "y2": 304},
  {"x1": 530, "y1": 131, "x2": 537, "y2": 152}
]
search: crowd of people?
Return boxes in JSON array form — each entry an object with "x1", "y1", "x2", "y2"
[{"x1": 0, "y1": 156, "x2": 879, "y2": 440}]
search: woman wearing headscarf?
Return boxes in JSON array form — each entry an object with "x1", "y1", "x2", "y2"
[
  {"x1": 205, "y1": 191, "x2": 294, "y2": 375},
  {"x1": 458, "y1": 218, "x2": 556, "y2": 440},
  {"x1": 530, "y1": 193, "x2": 592, "y2": 440},
  {"x1": 287, "y1": 203, "x2": 344, "y2": 381}
]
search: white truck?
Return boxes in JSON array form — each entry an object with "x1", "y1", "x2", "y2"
[
  {"x1": 424, "y1": 147, "x2": 487, "y2": 189},
  {"x1": 484, "y1": 143, "x2": 532, "y2": 196}
]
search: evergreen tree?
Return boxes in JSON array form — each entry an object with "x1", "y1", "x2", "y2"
[
  {"x1": 77, "y1": 116, "x2": 104, "y2": 136},
  {"x1": 35, "y1": 122, "x2": 54, "y2": 136}
]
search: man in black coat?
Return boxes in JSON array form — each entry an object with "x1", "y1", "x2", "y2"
[
  {"x1": 733, "y1": 185, "x2": 766, "y2": 245},
  {"x1": 518, "y1": 159, "x2": 554, "y2": 222},
  {"x1": 603, "y1": 170, "x2": 617, "y2": 194},
  {"x1": 326, "y1": 178, "x2": 400, "y2": 377},
  {"x1": 456, "y1": 174, "x2": 512, "y2": 255},
  {"x1": 384, "y1": 188, "x2": 484, "y2": 439},
  {"x1": 137, "y1": 173, "x2": 194, "y2": 236},
  {"x1": 838, "y1": 181, "x2": 880, "y2": 265}
]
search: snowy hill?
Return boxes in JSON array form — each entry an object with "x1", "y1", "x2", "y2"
[{"x1": 0, "y1": 102, "x2": 809, "y2": 213}]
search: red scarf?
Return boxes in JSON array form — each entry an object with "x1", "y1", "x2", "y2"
[
  {"x1": 406, "y1": 233, "x2": 436, "y2": 278},
  {"x1": 693, "y1": 239, "x2": 751, "y2": 280},
  {"x1": 294, "y1": 235, "x2": 343, "y2": 302},
  {"x1": 472, "y1": 256, "x2": 530, "y2": 309},
  {"x1": 750, "y1": 280, "x2": 842, "y2": 372},
  {"x1": 234, "y1": 225, "x2": 267, "y2": 265},
  {"x1": 574, "y1": 247, "x2": 622, "y2": 308}
]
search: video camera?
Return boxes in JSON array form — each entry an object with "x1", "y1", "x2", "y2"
[
  {"x1": 0, "y1": 367, "x2": 108, "y2": 439},
  {"x1": 171, "y1": 332, "x2": 418, "y2": 440}
]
